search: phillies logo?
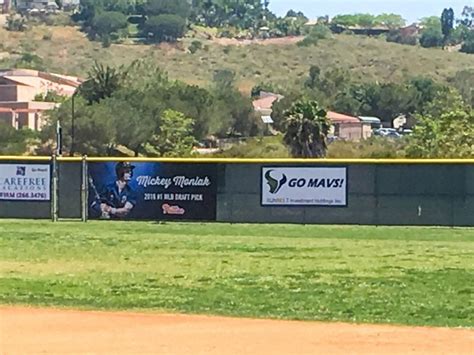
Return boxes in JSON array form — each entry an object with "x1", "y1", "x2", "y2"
[{"x1": 162, "y1": 204, "x2": 185, "y2": 215}]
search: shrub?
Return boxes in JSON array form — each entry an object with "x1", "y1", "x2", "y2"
[
  {"x1": 15, "y1": 52, "x2": 46, "y2": 71},
  {"x1": 6, "y1": 15, "x2": 27, "y2": 32},
  {"x1": 42, "y1": 32, "x2": 53, "y2": 41},
  {"x1": 297, "y1": 24, "x2": 331, "y2": 47},
  {"x1": 188, "y1": 40, "x2": 202, "y2": 54},
  {"x1": 327, "y1": 137, "x2": 407, "y2": 158},
  {"x1": 386, "y1": 30, "x2": 417, "y2": 46}
]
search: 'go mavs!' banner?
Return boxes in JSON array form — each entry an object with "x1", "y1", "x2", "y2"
[
  {"x1": 262, "y1": 167, "x2": 347, "y2": 206},
  {"x1": 0, "y1": 164, "x2": 50, "y2": 201},
  {"x1": 88, "y1": 162, "x2": 217, "y2": 220}
]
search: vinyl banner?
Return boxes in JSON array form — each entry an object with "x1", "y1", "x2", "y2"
[
  {"x1": 262, "y1": 167, "x2": 347, "y2": 206},
  {"x1": 0, "y1": 164, "x2": 51, "y2": 201},
  {"x1": 88, "y1": 162, "x2": 217, "y2": 220}
]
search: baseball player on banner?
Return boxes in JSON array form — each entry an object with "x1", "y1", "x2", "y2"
[{"x1": 90, "y1": 162, "x2": 138, "y2": 219}]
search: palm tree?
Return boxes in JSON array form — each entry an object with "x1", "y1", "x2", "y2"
[
  {"x1": 78, "y1": 63, "x2": 123, "y2": 105},
  {"x1": 283, "y1": 99, "x2": 330, "y2": 158}
]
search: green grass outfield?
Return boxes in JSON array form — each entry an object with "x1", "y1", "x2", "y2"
[{"x1": 0, "y1": 220, "x2": 473, "y2": 327}]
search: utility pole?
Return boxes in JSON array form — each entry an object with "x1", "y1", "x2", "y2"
[
  {"x1": 56, "y1": 120, "x2": 62, "y2": 156},
  {"x1": 70, "y1": 91, "x2": 77, "y2": 157}
]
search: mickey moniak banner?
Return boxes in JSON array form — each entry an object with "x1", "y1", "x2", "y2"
[{"x1": 88, "y1": 162, "x2": 217, "y2": 221}]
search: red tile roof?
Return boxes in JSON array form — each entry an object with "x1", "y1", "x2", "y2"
[
  {"x1": 327, "y1": 111, "x2": 361, "y2": 123},
  {"x1": 252, "y1": 96, "x2": 278, "y2": 110}
]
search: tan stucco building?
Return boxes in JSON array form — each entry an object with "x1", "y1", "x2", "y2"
[
  {"x1": 0, "y1": 69, "x2": 81, "y2": 130},
  {"x1": 327, "y1": 111, "x2": 371, "y2": 141}
]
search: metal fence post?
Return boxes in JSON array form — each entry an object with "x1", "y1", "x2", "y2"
[
  {"x1": 51, "y1": 154, "x2": 58, "y2": 222},
  {"x1": 81, "y1": 155, "x2": 88, "y2": 222},
  {"x1": 374, "y1": 164, "x2": 379, "y2": 227}
]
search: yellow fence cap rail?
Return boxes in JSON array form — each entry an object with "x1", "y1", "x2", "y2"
[
  {"x1": 0, "y1": 156, "x2": 473, "y2": 164},
  {"x1": 0, "y1": 156, "x2": 52, "y2": 161},
  {"x1": 72, "y1": 157, "x2": 474, "y2": 164}
]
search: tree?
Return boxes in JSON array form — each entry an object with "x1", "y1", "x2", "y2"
[
  {"x1": 460, "y1": 30, "x2": 474, "y2": 54},
  {"x1": 104, "y1": 94, "x2": 158, "y2": 156},
  {"x1": 213, "y1": 69, "x2": 236, "y2": 92},
  {"x1": 422, "y1": 88, "x2": 467, "y2": 118},
  {"x1": 283, "y1": 100, "x2": 330, "y2": 158},
  {"x1": 447, "y1": 24, "x2": 470, "y2": 45},
  {"x1": 409, "y1": 78, "x2": 447, "y2": 113},
  {"x1": 419, "y1": 17, "x2": 443, "y2": 48},
  {"x1": 34, "y1": 91, "x2": 67, "y2": 103},
  {"x1": 375, "y1": 13, "x2": 406, "y2": 28},
  {"x1": 0, "y1": 123, "x2": 34, "y2": 155},
  {"x1": 73, "y1": 0, "x2": 136, "y2": 23},
  {"x1": 273, "y1": 16, "x2": 306, "y2": 36},
  {"x1": 142, "y1": 14, "x2": 186, "y2": 42},
  {"x1": 147, "y1": 109, "x2": 195, "y2": 157},
  {"x1": 332, "y1": 81, "x2": 427, "y2": 123},
  {"x1": 332, "y1": 14, "x2": 377, "y2": 27},
  {"x1": 449, "y1": 69, "x2": 474, "y2": 106},
  {"x1": 144, "y1": 0, "x2": 191, "y2": 18},
  {"x1": 331, "y1": 13, "x2": 406, "y2": 28},
  {"x1": 79, "y1": 63, "x2": 123, "y2": 104},
  {"x1": 305, "y1": 65, "x2": 320, "y2": 89},
  {"x1": 102, "y1": 0, "x2": 136, "y2": 14},
  {"x1": 40, "y1": 97, "x2": 117, "y2": 156},
  {"x1": 441, "y1": 8, "x2": 455, "y2": 47},
  {"x1": 157, "y1": 82, "x2": 215, "y2": 139},
  {"x1": 459, "y1": 6, "x2": 474, "y2": 28},
  {"x1": 285, "y1": 10, "x2": 308, "y2": 20},
  {"x1": 270, "y1": 91, "x2": 300, "y2": 131},
  {"x1": 73, "y1": 0, "x2": 104, "y2": 27},
  {"x1": 90, "y1": 11, "x2": 128, "y2": 40},
  {"x1": 190, "y1": 0, "x2": 267, "y2": 29},
  {"x1": 297, "y1": 24, "x2": 331, "y2": 47},
  {"x1": 406, "y1": 109, "x2": 474, "y2": 158}
]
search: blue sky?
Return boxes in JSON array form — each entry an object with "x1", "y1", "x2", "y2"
[{"x1": 269, "y1": 0, "x2": 470, "y2": 23}]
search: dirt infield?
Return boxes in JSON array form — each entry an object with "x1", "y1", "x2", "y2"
[{"x1": 1, "y1": 307, "x2": 472, "y2": 354}]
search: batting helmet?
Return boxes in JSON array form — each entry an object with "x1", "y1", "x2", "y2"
[{"x1": 115, "y1": 162, "x2": 135, "y2": 180}]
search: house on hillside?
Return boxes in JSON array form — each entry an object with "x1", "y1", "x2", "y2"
[
  {"x1": 0, "y1": 69, "x2": 81, "y2": 130},
  {"x1": 399, "y1": 23, "x2": 422, "y2": 37},
  {"x1": 0, "y1": 0, "x2": 10, "y2": 14},
  {"x1": 328, "y1": 111, "x2": 371, "y2": 141},
  {"x1": 359, "y1": 116, "x2": 381, "y2": 130},
  {"x1": 16, "y1": 0, "x2": 59, "y2": 13},
  {"x1": 331, "y1": 24, "x2": 391, "y2": 36},
  {"x1": 252, "y1": 92, "x2": 284, "y2": 125},
  {"x1": 304, "y1": 19, "x2": 318, "y2": 27}
]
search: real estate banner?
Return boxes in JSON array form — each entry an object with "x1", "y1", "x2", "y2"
[
  {"x1": 0, "y1": 164, "x2": 51, "y2": 201},
  {"x1": 261, "y1": 167, "x2": 348, "y2": 206},
  {"x1": 88, "y1": 162, "x2": 217, "y2": 221}
]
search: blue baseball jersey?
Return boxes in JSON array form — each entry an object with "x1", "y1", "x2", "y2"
[{"x1": 99, "y1": 182, "x2": 137, "y2": 209}]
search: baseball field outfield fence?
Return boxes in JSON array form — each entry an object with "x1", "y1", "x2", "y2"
[{"x1": 0, "y1": 156, "x2": 473, "y2": 226}]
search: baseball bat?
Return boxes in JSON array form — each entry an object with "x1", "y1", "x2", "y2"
[{"x1": 88, "y1": 175, "x2": 110, "y2": 219}]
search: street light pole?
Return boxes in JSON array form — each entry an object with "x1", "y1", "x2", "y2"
[
  {"x1": 56, "y1": 120, "x2": 62, "y2": 156},
  {"x1": 70, "y1": 91, "x2": 77, "y2": 157}
]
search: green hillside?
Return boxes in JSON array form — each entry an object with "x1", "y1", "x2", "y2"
[{"x1": 1, "y1": 25, "x2": 472, "y2": 91}]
